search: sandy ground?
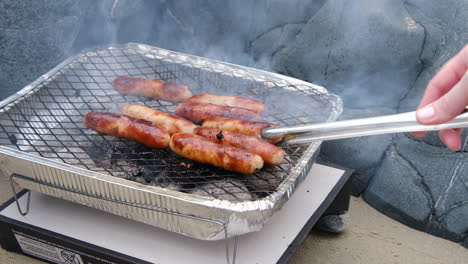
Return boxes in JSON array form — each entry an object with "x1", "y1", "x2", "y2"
[{"x1": 0, "y1": 179, "x2": 467, "y2": 263}]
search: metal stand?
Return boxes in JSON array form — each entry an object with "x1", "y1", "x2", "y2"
[
  {"x1": 9, "y1": 174, "x2": 31, "y2": 216},
  {"x1": 9, "y1": 173, "x2": 238, "y2": 264}
]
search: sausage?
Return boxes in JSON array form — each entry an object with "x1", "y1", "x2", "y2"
[
  {"x1": 170, "y1": 133, "x2": 264, "y2": 174},
  {"x1": 175, "y1": 103, "x2": 262, "y2": 124},
  {"x1": 84, "y1": 112, "x2": 170, "y2": 149},
  {"x1": 195, "y1": 127, "x2": 284, "y2": 166},
  {"x1": 121, "y1": 104, "x2": 196, "y2": 135},
  {"x1": 186, "y1": 93, "x2": 265, "y2": 113},
  {"x1": 113, "y1": 76, "x2": 192, "y2": 103},
  {"x1": 201, "y1": 117, "x2": 284, "y2": 144}
]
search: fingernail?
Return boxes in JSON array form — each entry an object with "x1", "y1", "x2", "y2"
[{"x1": 417, "y1": 105, "x2": 435, "y2": 120}]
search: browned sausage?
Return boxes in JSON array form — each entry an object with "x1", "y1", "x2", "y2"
[
  {"x1": 170, "y1": 133, "x2": 264, "y2": 174},
  {"x1": 186, "y1": 93, "x2": 265, "y2": 113},
  {"x1": 113, "y1": 76, "x2": 192, "y2": 103},
  {"x1": 121, "y1": 104, "x2": 196, "y2": 135},
  {"x1": 84, "y1": 112, "x2": 170, "y2": 149},
  {"x1": 175, "y1": 103, "x2": 262, "y2": 124},
  {"x1": 195, "y1": 127, "x2": 284, "y2": 166},
  {"x1": 201, "y1": 117, "x2": 284, "y2": 144}
]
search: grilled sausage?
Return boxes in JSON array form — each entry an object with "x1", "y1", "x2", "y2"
[
  {"x1": 175, "y1": 103, "x2": 262, "y2": 124},
  {"x1": 121, "y1": 104, "x2": 196, "y2": 135},
  {"x1": 186, "y1": 93, "x2": 265, "y2": 113},
  {"x1": 195, "y1": 127, "x2": 284, "y2": 166},
  {"x1": 113, "y1": 76, "x2": 192, "y2": 103},
  {"x1": 201, "y1": 117, "x2": 284, "y2": 144},
  {"x1": 84, "y1": 112, "x2": 170, "y2": 149},
  {"x1": 170, "y1": 133, "x2": 264, "y2": 174}
]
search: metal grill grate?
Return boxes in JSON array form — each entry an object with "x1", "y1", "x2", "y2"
[{"x1": 0, "y1": 45, "x2": 339, "y2": 202}]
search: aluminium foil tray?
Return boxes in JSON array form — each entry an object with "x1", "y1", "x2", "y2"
[{"x1": 0, "y1": 43, "x2": 342, "y2": 240}]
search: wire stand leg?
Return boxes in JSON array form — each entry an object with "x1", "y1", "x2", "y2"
[
  {"x1": 9, "y1": 174, "x2": 31, "y2": 216},
  {"x1": 224, "y1": 224, "x2": 238, "y2": 264}
]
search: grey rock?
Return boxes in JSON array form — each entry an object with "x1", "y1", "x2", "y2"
[
  {"x1": 364, "y1": 134, "x2": 468, "y2": 242},
  {"x1": 445, "y1": 203, "x2": 468, "y2": 242},
  {"x1": 314, "y1": 214, "x2": 347, "y2": 233},
  {"x1": 0, "y1": 0, "x2": 80, "y2": 28},
  {"x1": 0, "y1": 60, "x2": 63, "y2": 100},
  {"x1": 0, "y1": 1, "x2": 82, "y2": 100},
  {"x1": 398, "y1": 0, "x2": 468, "y2": 114},
  {"x1": 0, "y1": 16, "x2": 79, "y2": 63},
  {"x1": 72, "y1": 0, "x2": 160, "y2": 50},
  {"x1": 363, "y1": 143, "x2": 433, "y2": 228},
  {"x1": 250, "y1": 24, "x2": 303, "y2": 63},
  {"x1": 153, "y1": 0, "x2": 325, "y2": 68},
  {"x1": 318, "y1": 107, "x2": 395, "y2": 195},
  {"x1": 463, "y1": 236, "x2": 468, "y2": 248},
  {"x1": 273, "y1": 0, "x2": 424, "y2": 109}
]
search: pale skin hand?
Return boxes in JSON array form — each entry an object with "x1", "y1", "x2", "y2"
[{"x1": 412, "y1": 44, "x2": 468, "y2": 151}]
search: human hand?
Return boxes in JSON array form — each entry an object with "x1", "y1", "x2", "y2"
[{"x1": 412, "y1": 45, "x2": 468, "y2": 151}]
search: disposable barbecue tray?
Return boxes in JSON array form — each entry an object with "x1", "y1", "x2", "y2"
[{"x1": 0, "y1": 43, "x2": 342, "y2": 240}]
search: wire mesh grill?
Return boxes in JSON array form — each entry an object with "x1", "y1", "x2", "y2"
[{"x1": 0, "y1": 44, "x2": 339, "y2": 202}]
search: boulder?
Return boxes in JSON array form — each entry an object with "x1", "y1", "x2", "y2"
[
  {"x1": 318, "y1": 107, "x2": 395, "y2": 195},
  {"x1": 272, "y1": 0, "x2": 424, "y2": 109},
  {"x1": 364, "y1": 134, "x2": 468, "y2": 245},
  {"x1": 0, "y1": 0, "x2": 81, "y2": 100}
]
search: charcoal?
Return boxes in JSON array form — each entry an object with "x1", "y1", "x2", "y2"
[
  {"x1": 190, "y1": 178, "x2": 254, "y2": 201},
  {"x1": 243, "y1": 153, "x2": 292, "y2": 193}
]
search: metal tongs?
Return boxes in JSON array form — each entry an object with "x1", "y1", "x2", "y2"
[{"x1": 262, "y1": 111, "x2": 468, "y2": 144}]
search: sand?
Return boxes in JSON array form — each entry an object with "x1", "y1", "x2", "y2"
[{"x1": 0, "y1": 177, "x2": 466, "y2": 263}]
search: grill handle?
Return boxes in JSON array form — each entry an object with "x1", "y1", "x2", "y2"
[{"x1": 262, "y1": 111, "x2": 468, "y2": 144}]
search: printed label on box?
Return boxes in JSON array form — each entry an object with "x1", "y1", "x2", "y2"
[{"x1": 14, "y1": 233, "x2": 83, "y2": 264}]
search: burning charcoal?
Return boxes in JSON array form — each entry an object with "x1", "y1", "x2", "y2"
[
  {"x1": 190, "y1": 178, "x2": 254, "y2": 201},
  {"x1": 149, "y1": 181, "x2": 182, "y2": 192},
  {"x1": 8, "y1": 134, "x2": 18, "y2": 145},
  {"x1": 134, "y1": 176, "x2": 148, "y2": 184},
  {"x1": 243, "y1": 153, "x2": 292, "y2": 192}
]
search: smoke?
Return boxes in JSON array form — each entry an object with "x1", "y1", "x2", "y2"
[
  {"x1": 271, "y1": 0, "x2": 426, "y2": 110},
  {"x1": 4, "y1": 0, "x2": 428, "y2": 115},
  {"x1": 71, "y1": 0, "x2": 328, "y2": 72}
]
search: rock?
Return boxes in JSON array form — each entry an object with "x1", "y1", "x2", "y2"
[
  {"x1": 364, "y1": 134, "x2": 468, "y2": 244},
  {"x1": 72, "y1": 0, "x2": 159, "y2": 50},
  {"x1": 0, "y1": 2, "x2": 82, "y2": 100},
  {"x1": 398, "y1": 0, "x2": 468, "y2": 114},
  {"x1": 0, "y1": 56, "x2": 68, "y2": 100},
  {"x1": 0, "y1": 16, "x2": 79, "y2": 63},
  {"x1": 0, "y1": 0, "x2": 80, "y2": 28},
  {"x1": 463, "y1": 237, "x2": 468, "y2": 248},
  {"x1": 152, "y1": 0, "x2": 326, "y2": 68},
  {"x1": 314, "y1": 214, "x2": 347, "y2": 233},
  {"x1": 318, "y1": 107, "x2": 395, "y2": 195},
  {"x1": 363, "y1": 143, "x2": 432, "y2": 228},
  {"x1": 250, "y1": 24, "x2": 304, "y2": 63},
  {"x1": 445, "y1": 203, "x2": 468, "y2": 243},
  {"x1": 273, "y1": 0, "x2": 424, "y2": 109}
]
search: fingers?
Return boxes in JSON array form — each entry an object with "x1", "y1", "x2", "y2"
[
  {"x1": 417, "y1": 45, "x2": 468, "y2": 109},
  {"x1": 439, "y1": 128, "x2": 462, "y2": 151},
  {"x1": 411, "y1": 129, "x2": 463, "y2": 151},
  {"x1": 413, "y1": 45, "x2": 468, "y2": 150},
  {"x1": 416, "y1": 71, "x2": 468, "y2": 124},
  {"x1": 411, "y1": 131, "x2": 426, "y2": 138}
]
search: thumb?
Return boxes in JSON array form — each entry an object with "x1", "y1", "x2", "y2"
[{"x1": 417, "y1": 72, "x2": 468, "y2": 125}]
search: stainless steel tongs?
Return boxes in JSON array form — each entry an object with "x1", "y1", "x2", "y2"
[{"x1": 262, "y1": 111, "x2": 468, "y2": 144}]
